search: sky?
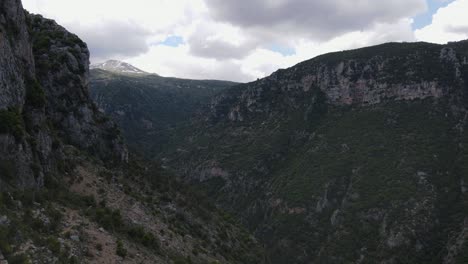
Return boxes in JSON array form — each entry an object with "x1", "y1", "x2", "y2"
[{"x1": 22, "y1": 0, "x2": 468, "y2": 82}]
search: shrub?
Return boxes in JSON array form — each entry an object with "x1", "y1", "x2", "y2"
[
  {"x1": 0, "y1": 226, "x2": 13, "y2": 255},
  {"x1": 0, "y1": 160, "x2": 16, "y2": 182},
  {"x1": 30, "y1": 163, "x2": 41, "y2": 179},
  {"x1": 46, "y1": 206, "x2": 63, "y2": 232},
  {"x1": 95, "y1": 243, "x2": 103, "y2": 251},
  {"x1": 95, "y1": 208, "x2": 123, "y2": 231},
  {"x1": 0, "y1": 109, "x2": 24, "y2": 139},
  {"x1": 46, "y1": 237, "x2": 61, "y2": 254},
  {"x1": 25, "y1": 78, "x2": 46, "y2": 108},
  {"x1": 7, "y1": 254, "x2": 31, "y2": 264},
  {"x1": 35, "y1": 59, "x2": 51, "y2": 74},
  {"x1": 127, "y1": 226, "x2": 160, "y2": 250},
  {"x1": 115, "y1": 239, "x2": 127, "y2": 258},
  {"x1": 33, "y1": 34, "x2": 51, "y2": 52},
  {"x1": 67, "y1": 256, "x2": 79, "y2": 264}
]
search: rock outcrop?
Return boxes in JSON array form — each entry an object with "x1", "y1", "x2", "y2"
[
  {"x1": 0, "y1": 0, "x2": 127, "y2": 190},
  {"x1": 209, "y1": 42, "x2": 468, "y2": 122}
]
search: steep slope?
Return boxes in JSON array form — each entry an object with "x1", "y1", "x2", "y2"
[
  {"x1": 163, "y1": 41, "x2": 468, "y2": 263},
  {"x1": 89, "y1": 69, "x2": 236, "y2": 155},
  {"x1": 0, "y1": 0, "x2": 127, "y2": 190},
  {"x1": 0, "y1": 1, "x2": 263, "y2": 263},
  {"x1": 90, "y1": 60, "x2": 149, "y2": 75}
]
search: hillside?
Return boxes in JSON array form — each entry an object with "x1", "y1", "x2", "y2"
[
  {"x1": 160, "y1": 41, "x2": 468, "y2": 263},
  {"x1": 0, "y1": 1, "x2": 262, "y2": 263},
  {"x1": 89, "y1": 69, "x2": 236, "y2": 155}
]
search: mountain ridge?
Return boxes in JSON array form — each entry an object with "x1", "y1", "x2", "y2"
[{"x1": 90, "y1": 60, "x2": 151, "y2": 75}]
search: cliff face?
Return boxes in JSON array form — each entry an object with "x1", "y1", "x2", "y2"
[
  {"x1": 28, "y1": 14, "x2": 128, "y2": 163},
  {"x1": 164, "y1": 41, "x2": 468, "y2": 263},
  {"x1": 0, "y1": 0, "x2": 127, "y2": 190},
  {"x1": 1, "y1": 0, "x2": 44, "y2": 189},
  {"x1": 210, "y1": 42, "x2": 468, "y2": 122},
  {"x1": 0, "y1": 0, "x2": 34, "y2": 109}
]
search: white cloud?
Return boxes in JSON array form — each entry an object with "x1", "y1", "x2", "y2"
[
  {"x1": 22, "y1": 0, "x2": 462, "y2": 82},
  {"x1": 126, "y1": 44, "x2": 255, "y2": 82},
  {"x1": 187, "y1": 21, "x2": 258, "y2": 60},
  {"x1": 235, "y1": 18, "x2": 416, "y2": 80},
  {"x1": 415, "y1": 0, "x2": 468, "y2": 43},
  {"x1": 71, "y1": 21, "x2": 152, "y2": 60},
  {"x1": 23, "y1": 0, "x2": 207, "y2": 31}
]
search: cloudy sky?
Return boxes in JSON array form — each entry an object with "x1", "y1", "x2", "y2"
[{"x1": 23, "y1": 0, "x2": 468, "y2": 82}]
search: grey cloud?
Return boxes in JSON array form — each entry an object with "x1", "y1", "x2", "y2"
[
  {"x1": 446, "y1": 25, "x2": 468, "y2": 34},
  {"x1": 167, "y1": 60, "x2": 255, "y2": 82},
  {"x1": 188, "y1": 33, "x2": 257, "y2": 60},
  {"x1": 207, "y1": 62, "x2": 255, "y2": 82},
  {"x1": 68, "y1": 21, "x2": 151, "y2": 60},
  {"x1": 205, "y1": 0, "x2": 426, "y2": 41}
]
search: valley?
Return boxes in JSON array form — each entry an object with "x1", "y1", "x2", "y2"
[{"x1": 1, "y1": 0, "x2": 468, "y2": 263}]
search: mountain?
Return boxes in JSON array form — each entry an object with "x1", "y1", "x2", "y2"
[
  {"x1": 89, "y1": 68, "x2": 237, "y2": 155},
  {"x1": 90, "y1": 60, "x2": 149, "y2": 75},
  {"x1": 0, "y1": 1, "x2": 263, "y2": 263},
  {"x1": 156, "y1": 41, "x2": 468, "y2": 263},
  {"x1": 6, "y1": 0, "x2": 467, "y2": 262}
]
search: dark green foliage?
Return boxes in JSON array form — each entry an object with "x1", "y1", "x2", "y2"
[
  {"x1": 127, "y1": 226, "x2": 160, "y2": 249},
  {"x1": 455, "y1": 241, "x2": 468, "y2": 264},
  {"x1": 30, "y1": 163, "x2": 41, "y2": 179},
  {"x1": 94, "y1": 207, "x2": 123, "y2": 232},
  {"x1": 7, "y1": 254, "x2": 31, "y2": 264},
  {"x1": 25, "y1": 78, "x2": 46, "y2": 108},
  {"x1": 46, "y1": 237, "x2": 61, "y2": 254},
  {"x1": 33, "y1": 34, "x2": 51, "y2": 52},
  {"x1": 0, "y1": 226, "x2": 14, "y2": 255},
  {"x1": 105, "y1": 125, "x2": 121, "y2": 141},
  {"x1": 115, "y1": 239, "x2": 127, "y2": 258},
  {"x1": 0, "y1": 108, "x2": 24, "y2": 139},
  {"x1": 35, "y1": 59, "x2": 51, "y2": 74},
  {"x1": 0, "y1": 160, "x2": 16, "y2": 182},
  {"x1": 165, "y1": 96, "x2": 468, "y2": 263}
]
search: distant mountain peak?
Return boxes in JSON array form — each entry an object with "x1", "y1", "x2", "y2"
[{"x1": 90, "y1": 60, "x2": 150, "y2": 75}]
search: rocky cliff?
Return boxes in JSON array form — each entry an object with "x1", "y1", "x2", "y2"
[
  {"x1": 1, "y1": 0, "x2": 41, "y2": 189},
  {"x1": 0, "y1": 0, "x2": 127, "y2": 190},
  {"x1": 210, "y1": 42, "x2": 468, "y2": 123},
  {"x1": 163, "y1": 41, "x2": 468, "y2": 263}
]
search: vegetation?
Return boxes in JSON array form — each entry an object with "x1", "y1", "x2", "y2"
[
  {"x1": 0, "y1": 108, "x2": 24, "y2": 139},
  {"x1": 89, "y1": 69, "x2": 236, "y2": 155},
  {"x1": 163, "y1": 95, "x2": 468, "y2": 263},
  {"x1": 25, "y1": 78, "x2": 46, "y2": 108},
  {"x1": 115, "y1": 239, "x2": 127, "y2": 258}
]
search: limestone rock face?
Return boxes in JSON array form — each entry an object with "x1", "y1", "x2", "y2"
[
  {"x1": 0, "y1": 0, "x2": 127, "y2": 190},
  {"x1": 0, "y1": 0, "x2": 38, "y2": 189},
  {"x1": 209, "y1": 42, "x2": 468, "y2": 122},
  {"x1": 0, "y1": 0, "x2": 34, "y2": 109},
  {"x1": 28, "y1": 14, "x2": 128, "y2": 163}
]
